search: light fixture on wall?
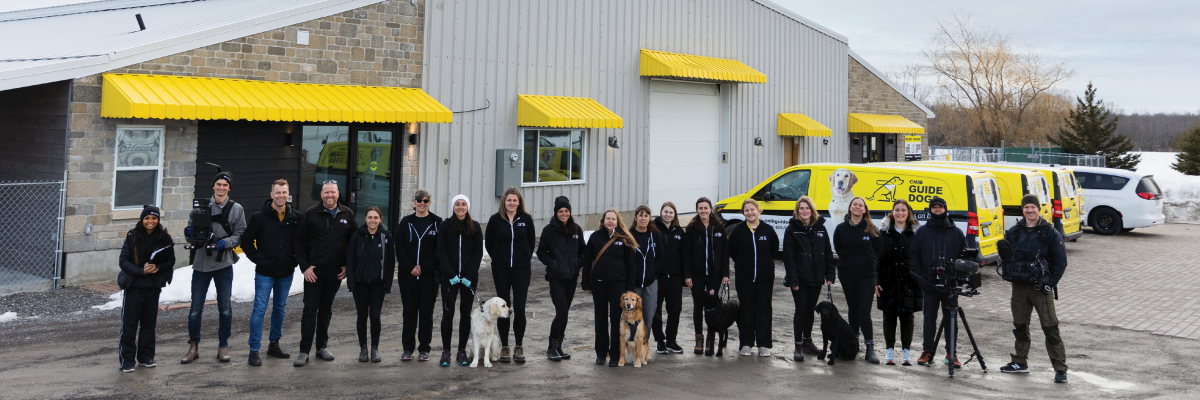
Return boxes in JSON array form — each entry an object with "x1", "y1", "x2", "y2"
[
  {"x1": 753, "y1": 137, "x2": 763, "y2": 146},
  {"x1": 608, "y1": 136, "x2": 620, "y2": 149},
  {"x1": 407, "y1": 123, "x2": 419, "y2": 145},
  {"x1": 823, "y1": 138, "x2": 829, "y2": 145}
]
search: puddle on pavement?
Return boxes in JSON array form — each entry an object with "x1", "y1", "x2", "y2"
[{"x1": 1064, "y1": 369, "x2": 1135, "y2": 391}]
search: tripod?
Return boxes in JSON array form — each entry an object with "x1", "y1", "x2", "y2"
[{"x1": 929, "y1": 285, "x2": 987, "y2": 378}]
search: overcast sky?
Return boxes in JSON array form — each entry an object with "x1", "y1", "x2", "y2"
[{"x1": 774, "y1": 0, "x2": 1200, "y2": 114}]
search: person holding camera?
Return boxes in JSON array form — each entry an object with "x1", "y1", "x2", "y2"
[
  {"x1": 999, "y1": 194, "x2": 1069, "y2": 383},
  {"x1": 908, "y1": 196, "x2": 965, "y2": 368},
  {"x1": 181, "y1": 171, "x2": 246, "y2": 364}
]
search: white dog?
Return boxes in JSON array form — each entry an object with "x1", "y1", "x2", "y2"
[
  {"x1": 468, "y1": 297, "x2": 512, "y2": 368},
  {"x1": 828, "y1": 168, "x2": 858, "y2": 223}
]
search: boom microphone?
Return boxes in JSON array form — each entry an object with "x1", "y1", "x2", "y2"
[{"x1": 996, "y1": 239, "x2": 1014, "y2": 265}]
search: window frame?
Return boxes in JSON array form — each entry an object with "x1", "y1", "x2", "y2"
[
  {"x1": 519, "y1": 127, "x2": 587, "y2": 187},
  {"x1": 111, "y1": 125, "x2": 165, "y2": 210}
]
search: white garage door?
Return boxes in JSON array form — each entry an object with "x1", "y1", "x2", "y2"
[{"x1": 648, "y1": 80, "x2": 721, "y2": 214}]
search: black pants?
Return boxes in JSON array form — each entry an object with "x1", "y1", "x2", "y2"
[
  {"x1": 653, "y1": 273, "x2": 683, "y2": 344},
  {"x1": 737, "y1": 277, "x2": 774, "y2": 348},
  {"x1": 790, "y1": 284, "x2": 821, "y2": 344},
  {"x1": 882, "y1": 311, "x2": 914, "y2": 350},
  {"x1": 590, "y1": 280, "x2": 625, "y2": 359},
  {"x1": 548, "y1": 277, "x2": 577, "y2": 341},
  {"x1": 492, "y1": 266, "x2": 531, "y2": 346},
  {"x1": 841, "y1": 278, "x2": 875, "y2": 344},
  {"x1": 398, "y1": 273, "x2": 438, "y2": 353},
  {"x1": 922, "y1": 288, "x2": 957, "y2": 353},
  {"x1": 119, "y1": 287, "x2": 160, "y2": 368},
  {"x1": 300, "y1": 274, "x2": 341, "y2": 353},
  {"x1": 352, "y1": 281, "x2": 387, "y2": 348},
  {"x1": 689, "y1": 275, "x2": 719, "y2": 335},
  {"x1": 441, "y1": 283, "x2": 473, "y2": 352}
]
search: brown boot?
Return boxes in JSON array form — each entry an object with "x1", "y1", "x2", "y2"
[
  {"x1": 499, "y1": 346, "x2": 511, "y2": 363},
  {"x1": 180, "y1": 341, "x2": 199, "y2": 364},
  {"x1": 217, "y1": 347, "x2": 230, "y2": 362},
  {"x1": 704, "y1": 332, "x2": 716, "y2": 357},
  {"x1": 694, "y1": 334, "x2": 704, "y2": 355},
  {"x1": 801, "y1": 338, "x2": 820, "y2": 355},
  {"x1": 513, "y1": 345, "x2": 525, "y2": 363}
]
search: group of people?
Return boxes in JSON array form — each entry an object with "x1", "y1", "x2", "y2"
[{"x1": 114, "y1": 172, "x2": 1070, "y2": 382}]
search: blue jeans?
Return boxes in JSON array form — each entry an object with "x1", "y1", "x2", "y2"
[
  {"x1": 188, "y1": 267, "x2": 233, "y2": 347},
  {"x1": 248, "y1": 273, "x2": 293, "y2": 351}
]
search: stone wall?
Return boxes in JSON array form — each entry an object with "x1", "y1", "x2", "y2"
[{"x1": 848, "y1": 57, "x2": 929, "y2": 161}]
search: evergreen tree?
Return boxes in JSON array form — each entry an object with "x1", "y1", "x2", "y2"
[
  {"x1": 1050, "y1": 82, "x2": 1141, "y2": 169},
  {"x1": 1173, "y1": 125, "x2": 1200, "y2": 175}
]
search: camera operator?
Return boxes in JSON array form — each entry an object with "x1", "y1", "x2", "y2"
[
  {"x1": 907, "y1": 196, "x2": 965, "y2": 368},
  {"x1": 999, "y1": 194, "x2": 1069, "y2": 384},
  {"x1": 181, "y1": 171, "x2": 246, "y2": 364}
]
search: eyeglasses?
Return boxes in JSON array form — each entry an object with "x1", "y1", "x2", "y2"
[
  {"x1": 415, "y1": 199, "x2": 430, "y2": 204},
  {"x1": 322, "y1": 180, "x2": 338, "y2": 185}
]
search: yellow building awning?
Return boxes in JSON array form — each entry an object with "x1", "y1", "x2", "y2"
[
  {"x1": 848, "y1": 113, "x2": 924, "y2": 134},
  {"x1": 517, "y1": 95, "x2": 623, "y2": 129},
  {"x1": 101, "y1": 73, "x2": 452, "y2": 123},
  {"x1": 777, "y1": 113, "x2": 832, "y2": 137},
  {"x1": 639, "y1": 49, "x2": 767, "y2": 83}
]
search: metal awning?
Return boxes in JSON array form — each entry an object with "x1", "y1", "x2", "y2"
[
  {"x1": 517, "y1": 95, "x2": 622, "y2": 129},
  {"x1": 639, "y1": 49, "x2": 767, "y2": 83},
  {"x1": 100, "y1": 73, "x2": 452, "y2": 123},
  {"x1": 777, "y1": 113, "x2": 832, "y2": 137},
  {"x1": 848, "y1": 113, "x2": 924, "y2": 134}
]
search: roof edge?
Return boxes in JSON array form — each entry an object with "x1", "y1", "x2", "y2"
[
  {"x1": 752, "y1": 0, "x2": 848, "y2": 44},
  {"x1": 848, "y1": 49, "x2": 935, "y2": 119}
]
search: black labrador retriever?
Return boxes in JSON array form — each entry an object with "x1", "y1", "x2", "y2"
[
  {"x1": 815, "y1": 301, "x2": 859, "y2": 365},
  {"x1": 701, "y1": 288, "x2": 739, "y2": 357}
]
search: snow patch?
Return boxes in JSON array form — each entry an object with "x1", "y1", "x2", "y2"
[
  {"x1": 1066, "y1": 370, "x2": 1135, "y2": 391},
  {"x1": 0, "y1": 311, "x2": 17, "y2": 323},
  {"x1": 92, "y1": 257, "x2": 307, "y2": 310},
  {"x1": 1135, "y1": 152, "x2": 1200, "y2": 223}
]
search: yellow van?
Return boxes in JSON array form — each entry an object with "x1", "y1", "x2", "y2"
[
  {"x1": 714, "y1": 163, "x2": 1004, "y2": 265},
  {"x1": 895, "y1": 163, "x2": 1053, "y2": 230},
  {"x1": 918, "y1": 162, "x2": 1083, "y2": 242}
]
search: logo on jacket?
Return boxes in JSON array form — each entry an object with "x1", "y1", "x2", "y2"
[
  {"x1": 758, "y1": 236, "x2": 768, "y2": 241},
  {"x1": 339, "y1": 219, "x2": 348, "y2": 224},
  {"x1": 572, "y1": 235, "x2": 579, "y2": 239},
  {"x1": 862, "y1": 236, "x2": 870, "y2": 241},
  {"x1": 614, "y1": 241, "x2": 624, "y2": 246},
  {"x1": 674, "y1": 235, "x2": 682, "y2": 240},
  {"x1": 430, "y1": 231, "x2": 436, "y2": 235},
  {"x1": 715, "y1": 233, "x2": 722, "y2": 237},
  {"x1": 817, "y1": 233, "x2": 824, "y2": 237},
  {"x1": 517, "y1": 222, "x2": 526, "y2": 227}
]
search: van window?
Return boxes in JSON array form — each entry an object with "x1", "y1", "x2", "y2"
[
  {"x1": 1060, "y1": 173, "x2": 1077, "y2": 197},
  {"x1": 1136, "y1": 176, "x2": 1162, "y2": 196},
  {"x1": 975, "y1": 178, "x2": 1000, "y2": 209},
  {"x1": 762, "y1": 170, "x2": 811, "y2": 201},
  {"x1": 988, "y1": 179, "x2": 1002, "y2": 208},
  {"x1": 1032, "y1": 176, "x2": 1050, "y2": 204},
  {"x1": 1082, "y1": 174, "x2": 1129, "y2": 190}
]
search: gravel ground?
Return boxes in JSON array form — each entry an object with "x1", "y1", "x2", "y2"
[{"x1": 0, "y1": 287, "x2": 114, "y2": 327}]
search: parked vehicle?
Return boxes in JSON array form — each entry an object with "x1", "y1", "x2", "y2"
[
  {"x1": 1067, "y1": 166, "x2": 1166, "y2": 235},
  {"x1": 889, "y1": 162, "x2": 1053, "y2": 231}
]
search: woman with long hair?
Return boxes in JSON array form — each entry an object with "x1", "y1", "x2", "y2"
[
  {"x1": 782, "y1": 196, "x2": 834, "y2": 362},
  {"x1": 876, "y1": 200, "x2": 922, "y2": 366},
  {"x1": 833, "y1": 196, "x2": 883, "y2": 364},
  {"x1": 117, "y1": 205, "x2": 175, "y2": 372},
  {"x1": 396, "y1": 190, "x2": 442, "y2": 362},
  {"x1": 582, "y1": 209, "x2": 637, "y2": 367},
  {"x1": 535, "y1": 196, "x2": 586, "y2": 361},
  {"x1": 629, "y1": 205, "x2": 664, "y2": 345},
  {"x1": 727, "y1": 199, "x2": 779, "y2": 357},
  {"x1": 652, "y1": 202, "x2": 686, "y2": 354},
  {"x1": 345, "y1": 206, "x2": 396, "y2": 363},
  {"x1": 435, "y1": 195, "x2": 484, "y2": 367},
  {"x1": 682, "y1": 197, "x2": 730, "y2": 356},
  {"x1": 484, "y1": 187, "x2": 537, "y2": 363}
]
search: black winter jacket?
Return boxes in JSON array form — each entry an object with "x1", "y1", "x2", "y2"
[
  {"x1": 435, "y1": 217, "x2": 484, "y2": 287},
  {"x1": 485, "y1": 212, "x2": 538, "y2": 269},
  {"x1": 242, "y1": 200, "x2": 301, "y2": 278},
  {"x1": 876, "y1": 220, "x2": 922, "y2": 313},
  {"x1": 118, "y1": 226, "x2": 176, "y2": 289},
  {"x1": 1004, "y1": 217, "x2": 1068, "y2": 287},
  {"x1": 653, "y1": 217, "x2": 685, "y2": 280},
  {"x1": 728, "y1": 222, "x2": 779, "y2": 284},
  {"x1": 833, "y1": 217, "x2": 882, "y2": 282},
  {"x1": 536, "y1": 219, "x2": 586, "y2": 281},
  {"x1": 295, "y1": 203, "x2": 356, "y2": 275},
  {"x1": 581, "y1": 229, "x2": 636, "y2": 291},
  {"x1": 397, "y1": 212, "x2": 442, "y2": 279},
  {"x1": 908, "y1": 214, "x2": 967, "y2": 285},
  {"x1": 346, "y1": 224, "x2": 396, "y2": 293},
  {"x1": 782, "y1": 217, "x2": 836, "y2": 288},
  {"x1": 630, "y1": 229, "x2": 664, "y2": 288},
  {"x1": 681, "y1": 221, "x2": 730, "y2": 288}
]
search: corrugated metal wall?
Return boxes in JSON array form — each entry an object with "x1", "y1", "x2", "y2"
[{"x1": 420, "y1": 0, "x2": 849, "y2": 220}]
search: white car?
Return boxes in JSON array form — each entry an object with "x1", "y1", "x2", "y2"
[{"x1": 1068, "y1": 166, "x2": 1166, "y2": 235}]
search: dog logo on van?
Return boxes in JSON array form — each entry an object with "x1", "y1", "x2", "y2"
[{"x1": 867, "y1": 176, "x2": 905, "y2": 202}]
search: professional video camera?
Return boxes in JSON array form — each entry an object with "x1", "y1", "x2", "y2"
[
  {"x1": 995, "y1": 239, "x2": 1053, "y2": 295},
  {"x1": 184, "y1": 198, "x2": 219, "y2": 256},
  {"x1": 929, "y1": 247, "x2": 988, "y2": 378},
  {"x1": 934, "y1": 248, "x2": 982, "y2": 292}
]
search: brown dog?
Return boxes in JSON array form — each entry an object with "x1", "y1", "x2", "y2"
[{"x1": 618, "y1": 292, "x2": 650, "y2": 367}]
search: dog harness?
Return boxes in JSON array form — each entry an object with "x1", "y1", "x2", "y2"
[{"x1": 625, "y1": 320, "x2": 641, "y2": 341}]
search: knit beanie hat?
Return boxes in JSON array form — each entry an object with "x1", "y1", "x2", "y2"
[
  {"x1": 553, "y1": 196, "x2": 571, "y2": 214},
  {"x1": 928, "y1": 196, "x2": 947, "y2": 210},
  {"x1": 1021, "y1": 194, "x2": 1040, "y2": 209},
  {"x1": 140, "y1": 205, "x2": 161, "y2": 220},
  {"x1": 450, "y1": 194, "x2": 470, "y2": 212},
  {"x1": 214, "y1": 171, "x2": 233, "y2": 185}
]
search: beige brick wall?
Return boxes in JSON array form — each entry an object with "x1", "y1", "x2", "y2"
[{"x1": 848, "y1": 57, "x2": 929, "y2": 161}]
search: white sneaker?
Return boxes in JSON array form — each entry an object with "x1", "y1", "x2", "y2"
[
  {"x1": 885, "y1": 348, "x2": 894, "y2": 364},
  {"x1": 740, "y1": 346, "x2": 752, "y2": 356},
  {"x1": 758, "y1": 347, "x2": 771, "y2": 357}
]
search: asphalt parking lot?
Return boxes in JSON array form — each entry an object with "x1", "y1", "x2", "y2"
[{"x1": 1, "y1": 224, "x2": 1199, "y2": 399}]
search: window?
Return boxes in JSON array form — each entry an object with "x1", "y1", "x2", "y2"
[
  {"x1": 1136, "y1": 176, "x2": 1162, "y2": 196},
  {"x1": 975, "y1": 178, "x2": 1000, "y2": 209},
  {"x1": 1031, "y1": 176, "x2": 1051, "y2": 204},
  {"x1": 1078, "y1": 173, "x2": 1129, "y2": 191},
  {"x1": 522, "y1": 129, "x2": 585, "y2": 185},
  {"x1": 112, "y1": 126, "x2": 164, "y2": 210},
  {"x1": 760, "y1": 170, "x2": 811, "y2": 201},
  {"x1": 1059, "y1": 173, "x2": 1077, "y2": 198}
]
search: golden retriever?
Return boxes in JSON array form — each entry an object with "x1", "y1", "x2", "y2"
[
  {"x1": 468, "y1": 297, "x2": 512, "y2": 368},
  {"x1": 618, "y1": 292, "x2": 650, "y2": 367}
]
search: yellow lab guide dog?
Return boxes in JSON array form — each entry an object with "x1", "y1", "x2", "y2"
[{"x1": 618, "y1": 292, "x2": 650, "y2": 367}]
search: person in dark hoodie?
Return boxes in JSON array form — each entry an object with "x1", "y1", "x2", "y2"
[
  {"x1": 908, "y1": 196, "x2": 966, "y2": 368},
  {"x1": 682, "y1": 197, "x2": 730, "y2": 355},
  {"x1": 652, "y1": 202, "x2": 686, "y2": 355},
  {"x1": 728, "y1": 199, "x2": 780, "y2": 357},
  {"x1": 117, "y1": 205, "x2": 175, "y2": 372},
  {"x1": 346, "y1": 206, "x2": 396, "y2": 364},
  {"x1": 484, "y1": 187, "x2": 538, "y2": 363},
  {"x1": 436, "y1": 194, "x2": 484, "y2": 367},
  {"x1": 292, "y1": 180, "x2": 356, "y2": 367},
  {"x1": 582, "y1": 209, "x2": 637, "y2": 367},
  {"x1": 999, "y1": 194, "x2": 1069, "y2": 384},
  {"x1": 833, "y1": 196, "x2": 882, "y2": 364},
  {"x1": 536, "y1": 196, "x2": 586, "y2": 361},
  {"x1": 782, "y1": 196, "x2": 835, "y2": 362},
  {"x1": 628, "y1": 205, "x2": 664, "y2": 341},
  {"x1": 397, "y1": 189, "x2": 442, "y2": 362},
  {"x1": 875, "y1": 199, "x2": 922, "y2": 366},
  {"x1": 241, "y1": 180, "x2": 301, "y2": 366}
]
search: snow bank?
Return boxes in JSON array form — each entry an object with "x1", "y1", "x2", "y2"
[
  {"x1": 93, "y1": 257, "x2": 307, "y2": 310},
  {"x1": 1134, "y1": 152, "x2": 1200, "y2": 223},
  {"x1": 0, "y1": 311, "x2": 16, "y2": 323}
]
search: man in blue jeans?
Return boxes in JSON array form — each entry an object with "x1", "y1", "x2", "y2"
[
  {"x1": 181, "y1": 171, "x2": 246, "y2": 364},
  {"x1": 241, "y1": 179, "x2": 302, "y2": 366}
]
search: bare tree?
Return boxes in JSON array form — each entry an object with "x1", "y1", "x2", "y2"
[{"x1": 887, "y1": 63, "x2": 934, "y2": 107}]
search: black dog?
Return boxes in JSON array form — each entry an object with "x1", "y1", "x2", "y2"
[
  {"x1": 701, "y1": 288, "x2": 739, "y2": 357},
  {"x1": 815, "y1": 301, "x2": 858, "y2": 365}
]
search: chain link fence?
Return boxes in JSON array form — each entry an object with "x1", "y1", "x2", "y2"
[
  {"x1": 928, "y1": 146, "x2": 1106, "y2": 167},
  {"x1": 0, "y1": 178, "x2": 65, "y2": 294}
]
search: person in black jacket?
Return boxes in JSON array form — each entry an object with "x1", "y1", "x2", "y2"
[
  {"x1": 241, "y1": 180, "x2": 301, "y2": 366},
  {"x1": 536, "y1": 196, "x2": 586, "y2": 361},
  {"x1": 782, "y1": 196, "x2": 835, "y2": 362},
  {"x1": 652, "y1": 202, "x2": 686, "y2": 355},
  {"x1": 876, "y1": 200, "x2": 922, "y2": 366},
  {"x1": 833, "y1": 196, "x2": 882, "y2": 364},
  {"x1": 346, "y1": 206, "x2": 396, "y2": 364},
  {"x1": 682, "y1": 197, "x2": 730, "y2": 355},
  {"x1": 629, "y1": 205, "x2": 664, "y2": 342},
  {"x1": 436, "y1": 194, "x2": 484, "y2": 367},
  {"x1": 292, "y1": 181, "x2": 356, "y2": 367},
  {"x1": 908, "y1": 196, "x2": 966, "y2": 367},
  {"x1": 397, "y1": 189, "x2": 442, "y2": 362},
  {"x1": 117, "y1": 205, "x2": 175, "y2": 372},
  {"x1": 582, "y1": 209, "x2": 637, "y2": 367},
  {"x1": 484, "y1": 187, "x2": 538, "y2": 363},
  {"x1": 728, "y1": 199, "x2": 780, "y2": 357}
]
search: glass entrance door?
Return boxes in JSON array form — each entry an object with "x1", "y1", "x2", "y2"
[
  {"x1": 299, "y1": 125, "x2": 399, "y2": 229},
  {"x1": 352, "y1": 129, "x2": 394, "y2": 226}
]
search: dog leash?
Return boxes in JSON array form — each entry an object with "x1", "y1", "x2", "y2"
[
  {"x1": 826, "y1": 283, "x2": 833, "y2": 303},
  {"x1": 465, "y1": 282, "x2": 486, "y2": 317}
]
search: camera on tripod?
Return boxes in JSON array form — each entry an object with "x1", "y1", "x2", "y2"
[{"x1": 934, "y1": 248, "x2": 982, "y2": 292}]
